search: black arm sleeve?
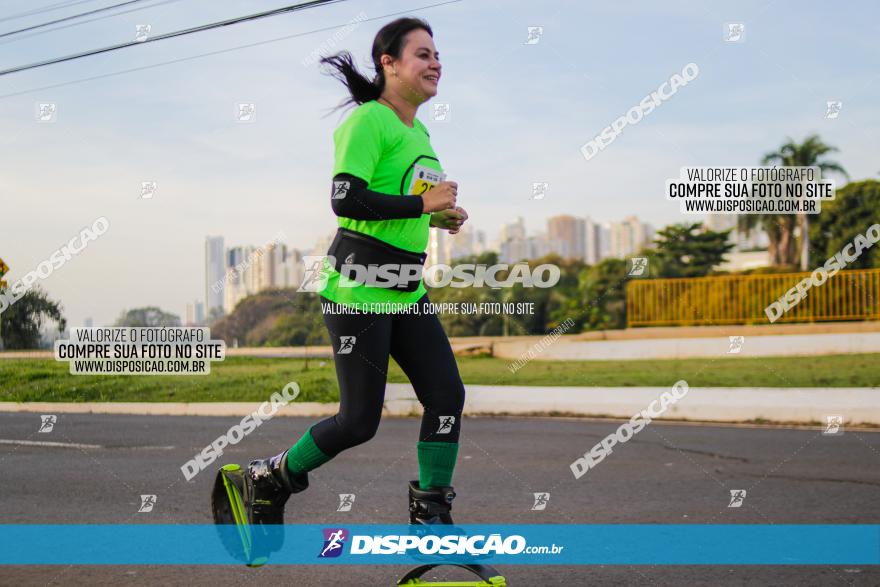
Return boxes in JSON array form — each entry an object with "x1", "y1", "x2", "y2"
[{"x1": 330, "y1": 173, "x2": 425, "y2": 220}]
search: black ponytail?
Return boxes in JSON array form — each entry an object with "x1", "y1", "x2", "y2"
[{"x1": 319, "y1": 17, "x2": 433, "y2": 116}]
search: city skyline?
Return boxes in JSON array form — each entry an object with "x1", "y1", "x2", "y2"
[
  {"x1": 193, "y1": 211, "x2": 773, "y2": 324},
  {"x1": 76, "y1": 209, "x2": 775, "y2": 327}
]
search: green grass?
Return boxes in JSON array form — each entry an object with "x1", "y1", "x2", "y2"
[{"x1": 0, "y1": 353, "x2": 876, "y2": 403}]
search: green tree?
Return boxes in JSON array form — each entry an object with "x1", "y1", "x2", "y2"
[
  {"x1": 430, "y1": 252, "x2": 503, "y2": 337},
  {"x1": 810, "y1": 179, "x2": 880, "y2": 269},
  {"x1": 263, "y1": 293, "x2": 328, "y2": 346},
  {"x1": 433, "y1": 285, "x2": 503, "y2": 337},
  {"x1": 580, "y1": 258, "x2": 629, "y2": 330},
  {"x1": 653, "y1": 222, "x2": 735, "y2": 278},
  {"x1": 205, "y1": 306, "x2": 224, "y2": 327},
  {"x1": 113, "y1": 307, "x2": 180, "y2": 327},
  {"x1": 429, "y1": 252, "x2": 586, "y2": 336},
  {"x1": 210, "y1": 289, "x2": 320, "y2": 346},
  {"x1": 448, "y1": 250, "x2": 499, "y2": 267},
  {"x1": 500, "y1": 253, "x2": 585, "y2": 336},
  {"x1": 738, "y1": 134, "x2": 848, "y2": 268},
  {"x1": 0, "y1": 286, "x2": 66, "y2": 350}
]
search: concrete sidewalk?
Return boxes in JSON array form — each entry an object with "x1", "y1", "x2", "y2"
[
  {"x1": 491, "y1": 331, "x2": 880, "y2": 360},
  {"x1": 2, "y1": 383, "x2": 877, "y2": 425},
  {"x1": 5, "y1": 320, "x2": 877, "y2": 361}
]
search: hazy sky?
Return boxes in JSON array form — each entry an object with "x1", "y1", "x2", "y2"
[{"x1": 3, "y1": 0, "x2": 878, "y2": 328}]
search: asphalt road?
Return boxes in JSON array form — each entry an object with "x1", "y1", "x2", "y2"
[{"x1": 1, "y1": 412, "x2": 878, "y2": 586}]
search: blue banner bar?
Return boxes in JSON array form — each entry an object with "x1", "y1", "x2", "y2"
[{"x1": 0, "y1": 524, "x2": 877, "y2": 565}]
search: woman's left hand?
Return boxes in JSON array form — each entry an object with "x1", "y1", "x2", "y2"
[{"x1": 430, "y1": 206, "x2": 468, "y2": 234}]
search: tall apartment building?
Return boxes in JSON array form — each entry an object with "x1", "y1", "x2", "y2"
[
  {"x1": 427, "y1": 228, "x2": 448, "y2": 267},
  {"x1": 255, "y1": 241, "x2": 286, "y2": 291},
  {"x1": 446, "y1": 225, "x2": 486, "y2": 262},
  {"x1": 310, "y1": 230, "x2": 336, "y2": 259},
  {"x1": 704, "y1": 214, "x2": 768, "y2": 251},
  {"x1": 584, "y1": 216, "x2": 602, "y2": 264},
  {"x1": 609, "y1": 216, "x2": 654, "y2": 258},
  {"x1": 527, "y1": 233, "x2": 551, "y2": 260},
  {"x1": 185, "y1": 301, "x2": 205, "y2": 326},
  {"x1": 214, "y1": 237, "x2": 306, "y2": 313},
  {"x1": 547, "y1": 215, "x2": 586, "y2": 261},
  {"x1": 223, "y1": 245, "x2": 253, "y2": 313},
  {"x1": 500, "y1": 217, "x2": 526, "y2": 242},
  {"x1": 497, "y1": 217, "x2": 529, "y2": 263},
  {"x1": 284, "y1": 248, "x2": 304, "y2": 290},
  {"x1": 204, "y1": 236, "x2": 225, "y2": 317},
  {"x1": 491, "y1": 215, "x2": 655, "y2": 265},
  {"x1": 427, "y1": 224, "x2": 490, "y2": 267}
]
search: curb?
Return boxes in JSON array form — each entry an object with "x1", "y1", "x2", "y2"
[
  {"x1": 2, "y1": 384, "x2": 878, "y2": 425},
  {"x1": 387, "y1": 384, "x2": 880, "y2": 425}
]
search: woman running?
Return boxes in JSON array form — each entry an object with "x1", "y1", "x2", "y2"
[{"x1": 215, "y1": 17, "x2": 470, "y2": 538}]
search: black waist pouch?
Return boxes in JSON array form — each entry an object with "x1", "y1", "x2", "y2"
[{"x1": 326, "y1": 227, "x2": 427, "y2": 292}]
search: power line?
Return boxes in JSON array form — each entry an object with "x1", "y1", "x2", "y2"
[
  {"x1": 0, "y1": 0, "x2": 104, "y2": 24},
  {"x1": 0, "y1": 0, "x2": 462, "y2": 100},
  {"x1": 1, "y1": 0, "x2": 154, "y2": 39},
  {"x1": 0, "y1": 0, "x2": 345, "y2": 77},
  {"x1": 0, "y1": 0, "x2": 186, "y2": 47}
]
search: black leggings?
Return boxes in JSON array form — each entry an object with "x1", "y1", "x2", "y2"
[{"x1": 310, "y1": 293, "x2": 465, "y2": 458}]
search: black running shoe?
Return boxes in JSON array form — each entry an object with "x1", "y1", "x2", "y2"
[
  {"x1": 212, "y1": 449, "x2": 308, "y2": 566},
  {"x1": 408, "y1": 479, "x2": 456, "y2": 525}
]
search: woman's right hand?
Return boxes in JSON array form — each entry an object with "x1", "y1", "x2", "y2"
[{"x1": 421, "y1": 181, "x2": 458, "y2": 213}]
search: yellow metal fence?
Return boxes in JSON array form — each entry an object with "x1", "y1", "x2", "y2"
[{"x1": 626, "y1": 268, "x2": 880, "y2": 326}]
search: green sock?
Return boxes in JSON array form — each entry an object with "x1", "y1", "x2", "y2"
[
  {"x1": 286, "y1": 426, "x2": 332, "y2": 475},
  {"x1": 417, "y1": 441, "x2": 459, "y2": 489}
]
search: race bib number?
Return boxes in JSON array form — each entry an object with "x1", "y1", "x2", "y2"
[{"x1": 408, "y1": 164, "x2": 446, "y2": 195}]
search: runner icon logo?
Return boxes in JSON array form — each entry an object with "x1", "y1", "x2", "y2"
[
  {"x1": 298, "y1": 256, "x2": 334, "y2": 292},
  {"x1": 531, "y1": 492, "x2": 550, "y2": 510},
  {"x1": 432, "y1": 103, "x2": 451, "y2": 122},
  {"x1": 337, "y1": 494, "x2": 355, "y2": 512},
  {"x1": 532, "y1": 182, "x2": 548, "y2": 200},
  {"x1": 825, "y1": 101, "x2": 842, "y2": 119},
  {"x1": 823, "y1": 415, "x2": 844, "y2": 436},
  {"x1": 436, "y1": 416, "x2": 455, "y2": 434},
  {"x1": 524, "y1": 26, "x2": 543, "y2": 45},
  {"x1": 728, "y1": 489, "x2": 746, "y2": 508},
  {"x1": 628, "y1": 257, "x2": 648, "y2": 276},
  {"x1": 319, "y1": 528, "x2": 348, "y2": 558},
  {"x1": 332, "y1": 181, "x2": 350, "y2": 199},
  {"x1": 38, "y1": 415, "x2": 57, "y2": 433},
  {"x1": 338, "y1": 336, "x2": 356, "y2": 355},
  {"x1": 134, "y1": 24, "x2": 151, "y2": 42},
  {"x1": 727, "y1": 336, "x2": 745, "y2": 354},
  {"x1": 138, "y1": 494, "x2": 157, "y2": 513},
  {"x1": 724, "y1": 23, "x2": 745, "y2": 42}
]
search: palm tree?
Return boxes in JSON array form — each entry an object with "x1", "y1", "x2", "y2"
[{"x1": 738, "y1": 134, "x2": 848, "y2": 269}]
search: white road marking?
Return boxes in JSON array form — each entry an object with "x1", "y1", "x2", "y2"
[
  {"x1": 0, "y1": 440, "x2": 176, "y2": 450},
  {"x1": 0, "y1": 439, "x2": 102, "y2": 449}
]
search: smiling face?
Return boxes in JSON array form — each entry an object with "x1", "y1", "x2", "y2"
[{"x1": 381, "y1": 28, "x2": 441, "y2": 104}]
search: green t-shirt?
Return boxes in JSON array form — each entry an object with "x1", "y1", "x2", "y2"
[{"x1": 317, "y1": 100, "x2": 445, "y2": 312}]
